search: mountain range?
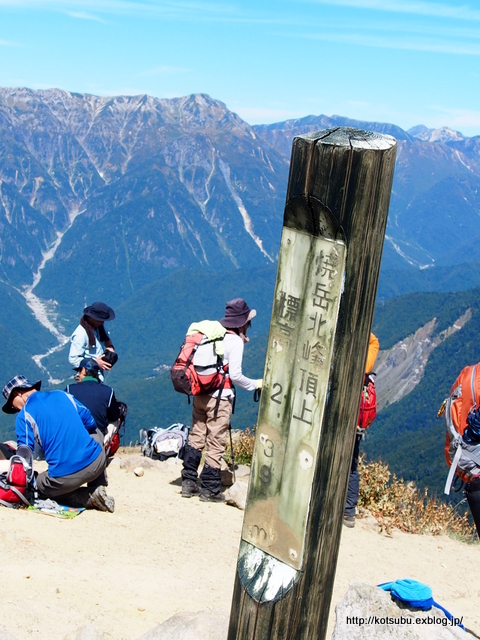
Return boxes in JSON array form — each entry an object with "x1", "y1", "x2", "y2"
[
  {"x1": 1, "y1": 87, "x2": 480, "y2": 317},
  {"x1": 0, "y1": 87, "x2": 480, "y2": 501}
]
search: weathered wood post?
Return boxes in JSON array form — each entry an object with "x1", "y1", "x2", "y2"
[{"x1": 227, "y1": 128, "x2": 397, "y2": 640}]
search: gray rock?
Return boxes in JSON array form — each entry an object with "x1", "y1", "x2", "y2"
[
  {"x1": 234, "y1": 464, "x2": 251, "y2": 479},
  {"x1": 165, "y1": 457, "x2": 182, "y2": 466},
  {"x1": 62, "y1": 625, "x2": 103, "y2": 640},
  {"x1": 357, "y1": 510, "x2": 379, "y2": 533},
  {"x1": 73, "y1": 624, "x2": 104, "y2": 640},
  {"x1": 119, "y1": 456, "x2": 161, "y2": 470},
  {"x1": 224, "y1": 480, "x2": 248, "y2": 510},
  {"x1": 332, "y1": 583, "x2": 474, "y2": 639},
  {"x1": 0, "y1": 630, "x2": 18, "y2": 640},
  {"x1": 138, "y1": 609, "x2": 229, "y2": 640}
]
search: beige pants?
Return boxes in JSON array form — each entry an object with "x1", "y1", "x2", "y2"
[{"x1": 188, "y1": 395, "x2": 232, "y2": 469}]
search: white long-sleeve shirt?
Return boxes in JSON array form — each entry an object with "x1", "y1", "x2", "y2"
[
  {"x1": 213, "y1": 332, "x2": 257, "y2": 398},
  {"x1": 69, "y1": 324, "x2": 109, "y2": 368}
]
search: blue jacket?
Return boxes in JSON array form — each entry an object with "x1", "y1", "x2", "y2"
[{"x1": 15, "y1": 390, "x2": 101, "y2": 478}]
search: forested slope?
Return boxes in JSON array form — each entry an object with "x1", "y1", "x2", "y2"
[{"x1": 367, "y1": 286, "x2": 480, "y2": 499}]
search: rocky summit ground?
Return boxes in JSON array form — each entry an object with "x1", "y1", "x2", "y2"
[{"x1": 0, "y1": 451, "x2": 478, "y2": 640}]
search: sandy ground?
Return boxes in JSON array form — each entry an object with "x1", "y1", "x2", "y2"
[{"x1": 0, "y1": 452, "x2": 478, "y2": 640}]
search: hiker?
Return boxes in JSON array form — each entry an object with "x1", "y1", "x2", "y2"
[
  {"x1": 181, "y1": 298, "x2": 262, "y2": 502},
  {"x1": 440, "y1": 365, "x2": 480, "y2": 539},
  {"x1": 344, "y1": 332, "x2": 379, "y2": 528},
  {"x1": 463, "y1": 408, "x2": 480, "y2": 537},
  {"x1": 65, "y1": 358, "x2": 121, "y2": 448},
  {"x1": 465, "y1": 479, "x2": 480, "y2": 538},
  {"x1": 1, "y1": 375, "x2": 115, "y2": 512},
  {"x1": 69, "y1": 302, "x2": 117, "y2": 377}
]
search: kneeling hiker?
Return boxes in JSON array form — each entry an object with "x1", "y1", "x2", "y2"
[
  {"x1": 2, "y1": 375, "x2": 114, "y2": 512},
  {"x1": 178, "y1": 298, "x2": 262, "y2": 502}
]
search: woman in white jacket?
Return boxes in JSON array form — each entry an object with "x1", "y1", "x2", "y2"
[{"x1": 69, "y1": 302, "x2": 117, "y2": 377}]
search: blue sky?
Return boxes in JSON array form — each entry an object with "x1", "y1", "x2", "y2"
[{"x1": 1, "y1": 0, "x2": 479, "y2": 135}]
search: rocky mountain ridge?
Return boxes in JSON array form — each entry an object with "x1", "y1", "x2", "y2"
[
  {"x1": 0, "y1": 87, "x2": 288, "y2": 330},
  {"x1": 375, "y1": 309, "x2": 472, "y2": 411},
  {"x1": 254, "y1": 113, "x2": 480, "y2": 271},
  {"x1": 0, "y1": 87, "x2": 479, "y2": 398}
]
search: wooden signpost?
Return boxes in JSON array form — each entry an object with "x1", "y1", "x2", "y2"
[{"x1": 228, "y1": 127, "x2": 397, "y2": 640}]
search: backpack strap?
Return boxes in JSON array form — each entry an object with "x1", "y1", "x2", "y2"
[
  {"x1": 213, "y1": 372, "x2": 229, "y2": 418},
  {"x1": 472, "y1": 364, "x2": 478, "y2": 411},
  {"x1": 0, "y1": 498, "x2": 17, "y2": 509},
  {"x1": 444, "y1": 444, "x2": 463, "y2": 495},
  {"x1": 444, "y1": 440, "x2": 480, "y2": 494}
]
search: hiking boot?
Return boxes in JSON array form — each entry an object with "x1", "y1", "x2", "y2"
[
  {"x1": 343, "y1": 514, "x2": 355, "y2": 528},
  {"x1": 87, "y1": 485, "x2": 115, "y2": 513},
  {"x1": 199, "y1": 489, "x2": 225, "y2": 503},
  {"x1": 182, "y1": 479, "x2": 200, "y2": 498}
]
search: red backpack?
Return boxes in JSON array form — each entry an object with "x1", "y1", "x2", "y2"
[
  {"x1": 105, "y1": 402, "x2": 127, "y2": 458},
  {"x1": 440, "y1": 363, "x2": 480, "y2": 494},
  {"x1": 358, "y1": 373, "x2": 377, "y2": 429},
  {"x1": 171, "y1": 323, "x2": 232, "y2": 398},
  {"x1": 0, "y1": 446, "x2": 34, "y2": 508}
]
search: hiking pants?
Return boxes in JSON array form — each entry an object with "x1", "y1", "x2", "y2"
[
  {"x1": 345, "y1": 433, "x2": 362, "y2": 517},
  {"x1": 465, "y1": 478, "x2": 480, "y2": 539},
  {"x1": 36, "y1": 429, "x2": 107, "y2": 508},
  {"x1": 188, "y1": 395, "x2": 232, "y2": 470}
]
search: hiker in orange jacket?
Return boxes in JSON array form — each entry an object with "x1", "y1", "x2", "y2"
[{"x1": 344, "y1": 332, "x2": 379, "y2": 528}]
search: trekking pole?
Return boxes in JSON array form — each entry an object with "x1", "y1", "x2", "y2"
[{"x1": 229, "y1": 423, "x2": 236, "y2": 483}]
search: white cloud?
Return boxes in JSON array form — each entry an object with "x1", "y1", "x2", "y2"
[
  {"x1": 66, "y1": 11, "x2": 106, "y2": 22},
  {"x1": 304, "y1": 0, "x2": 480, "y2": 22},
  {"x1": 286, "y1": 29, "x2": 480, "y2": 55},
  {"x1": 0, "y1": 0, "x2": 239, "y2": 20},
  {"x1": 429, "y1": 107, "x2": 480, "y2": 129}
]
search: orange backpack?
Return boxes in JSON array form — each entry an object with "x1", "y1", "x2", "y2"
[{"x1": 440, "y1": 363, "x2": 480, "y2": 494}]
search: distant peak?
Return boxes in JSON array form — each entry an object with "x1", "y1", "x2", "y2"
[{"x1": 408, "y1": 125, "x2": 464, "y2": 142}]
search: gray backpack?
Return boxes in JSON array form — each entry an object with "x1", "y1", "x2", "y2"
[{"x1": 140, "y1": 424, "x2": 190, "y2": 461}]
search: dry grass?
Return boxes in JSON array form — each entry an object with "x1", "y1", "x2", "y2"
[
  {"x1": 224, "y1": 427, "x2": 256, "y2": 467},
  {"x1": 222, "y1": 431, "x2": 476, "y2": 541},
  {"x1": 358, "y1": 456, "x2": 477, "y2": 541}
]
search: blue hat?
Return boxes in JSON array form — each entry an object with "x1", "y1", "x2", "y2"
[
  {"x1": 2, "y1": 375, "x2": 42, "y2": 414},
  {"x1": 75, "y1": 358, "x2": 101, "y2": 374}
]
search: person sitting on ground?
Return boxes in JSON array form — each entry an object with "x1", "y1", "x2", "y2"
[
  {"x1": 69, "y1": 302, "x2": 117, "y2": 378},
  {"x1": 65, "y1": 358, "x2": 121, "y2": 450},
  {"x1": 1, "y1": 375, "x2": 115, "y2": 512},
  {"x1": 181, "y1": 298, "x2": 262, "y2": 503}
]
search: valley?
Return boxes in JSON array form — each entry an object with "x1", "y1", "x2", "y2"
[{"x1": 0, "y1": 87, "x2": 479, "y2": 502}]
